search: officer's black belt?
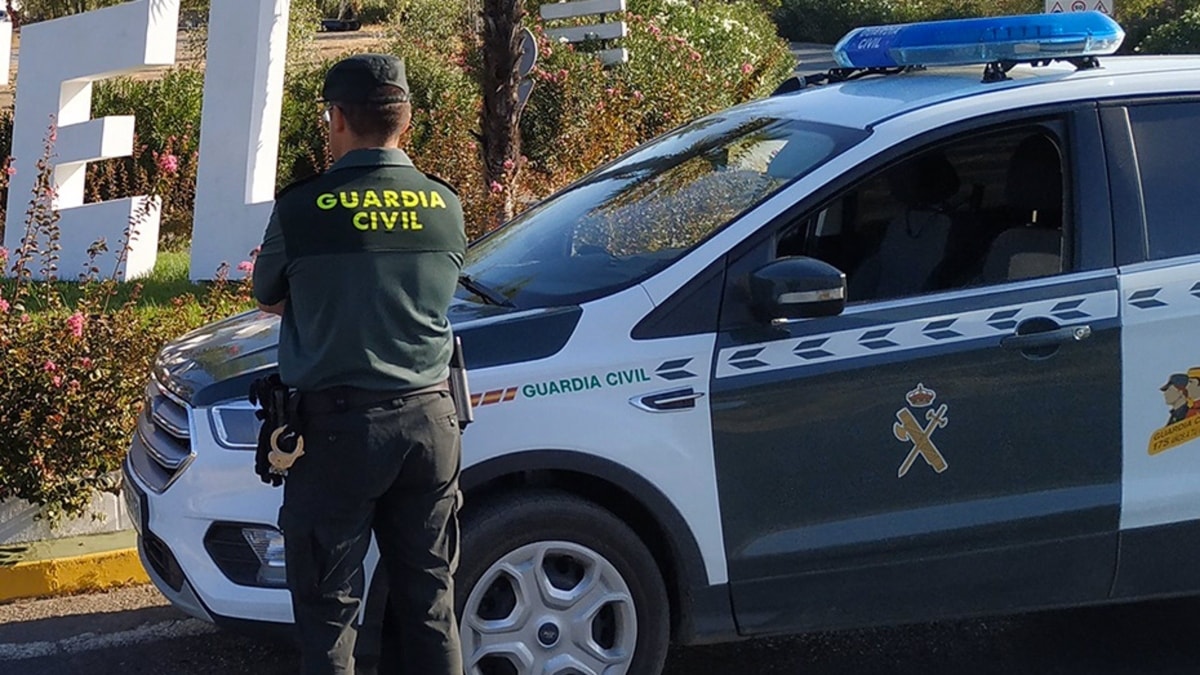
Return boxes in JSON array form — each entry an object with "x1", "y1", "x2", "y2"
[{"x1": 299, "y1": 381, "x2": 450, "y2": 415}]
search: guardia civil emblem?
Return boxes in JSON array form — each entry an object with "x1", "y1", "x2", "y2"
[
  {"x1": 894, "y1": 383, "x2": 949, "y2": 478},
  {"x1": 1149, "y1": 367, "x2": 1200, "y2": 456}
]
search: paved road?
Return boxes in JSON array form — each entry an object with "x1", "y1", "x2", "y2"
[{"x1": 5, "y1": 585, "x2": 1200, "y2": 674}]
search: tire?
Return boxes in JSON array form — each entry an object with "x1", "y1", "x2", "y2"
[{"x1": 456, "y1": 490, "x2": 670, "y2": 675}]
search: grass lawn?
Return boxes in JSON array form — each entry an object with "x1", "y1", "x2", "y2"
[{"x1": 1, "y1": 250, "x2": 254, "y2": 318}]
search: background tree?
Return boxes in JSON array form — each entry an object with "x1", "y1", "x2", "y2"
[{"x1": 479, "y1": 0, "x2": 525, "y2": 222}]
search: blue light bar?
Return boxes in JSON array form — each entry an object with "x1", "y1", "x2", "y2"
[{"x1": 834, "y1": 12, "x2": 1125, "y2": 69}]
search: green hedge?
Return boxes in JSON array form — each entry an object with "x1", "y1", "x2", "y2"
[{"x1": 1139, "y1": 7, "x2": 1200, "y2": 53}]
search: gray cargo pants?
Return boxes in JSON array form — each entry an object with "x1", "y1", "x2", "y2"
[{"x1": 278, "y1": 388, "x2": 462, "y2": 675}]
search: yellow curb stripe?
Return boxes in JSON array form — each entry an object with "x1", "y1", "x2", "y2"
[{"x1": 0, "y1": 548, "x2": 149, "y2": 603}]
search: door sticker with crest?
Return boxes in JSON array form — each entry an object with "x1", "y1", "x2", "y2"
[{"x1": 894, "y1": 383, "x2": 950, "y2": 478}]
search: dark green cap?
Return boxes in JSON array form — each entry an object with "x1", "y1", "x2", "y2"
[
  {"x1": 1163, "y1": 373, "x2": 1189, "y2": 391},
  {"x1": 321, "y1": 54, "x2": 409, "y2": 104}
]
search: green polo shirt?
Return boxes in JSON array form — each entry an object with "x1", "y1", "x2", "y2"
[{"x1": 253, "y1": 148, "x2": 467, "y2": 392}]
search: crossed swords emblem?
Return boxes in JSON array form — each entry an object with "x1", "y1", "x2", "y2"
[{"x1": 894, "y1": 403, "x2": 949, "y2": 478}]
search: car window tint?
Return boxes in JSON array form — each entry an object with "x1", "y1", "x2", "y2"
[
  {"x1": 779, "y1": 125, "x2": 1068, "y2": 303},
  {"x1": 1128, "y1": 102, "x2": 1200, "y2": 260}
]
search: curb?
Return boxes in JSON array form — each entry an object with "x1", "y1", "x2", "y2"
[{"x1": 0, "y1": 533, "x2": 149, "y2": 604}]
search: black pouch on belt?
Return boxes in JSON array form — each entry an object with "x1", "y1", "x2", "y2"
[{"x1": 248, "y1": 374, "x2": 305, "y2": 487}]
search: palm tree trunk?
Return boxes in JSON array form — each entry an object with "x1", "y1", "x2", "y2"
[{"x1": 479, "y1": 0, "x2": 525, "y2": 226}]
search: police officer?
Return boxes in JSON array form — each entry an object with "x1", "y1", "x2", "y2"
[{"x1": 252, "y1": 54, "x2": 466, "y2": 675}]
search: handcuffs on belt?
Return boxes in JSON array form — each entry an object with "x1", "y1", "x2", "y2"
[{"x1": 248, "y1": 374, "x2": 305, "y2": 487}]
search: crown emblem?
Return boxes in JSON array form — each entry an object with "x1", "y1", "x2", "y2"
[{"x1": 906, "y1": 383, "x2": 936, "y2": 408}]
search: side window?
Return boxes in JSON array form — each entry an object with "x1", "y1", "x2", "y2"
[
  {"x1": 778, "y1": 124, "x2": 1070, "y2": 303},
  {"x1": 1128, "y1": 102, "x2": 1200, "y2": 260}
]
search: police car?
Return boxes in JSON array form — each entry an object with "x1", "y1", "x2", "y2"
[{"x1": 125, "y1": 12, "x2": 1200, "y2": 674}]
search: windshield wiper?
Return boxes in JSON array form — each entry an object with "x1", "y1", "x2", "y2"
[{"x1": 458, "y1": 275, "x2": 516, "y2": 308}]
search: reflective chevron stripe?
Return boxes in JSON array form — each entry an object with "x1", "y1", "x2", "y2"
[{"x1": 715, "y1": 291, "x2": 1119, "y2": 380}]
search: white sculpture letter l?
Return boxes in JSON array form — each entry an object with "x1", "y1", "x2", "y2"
[{"x1": 189, "y1": 0, "x2": 290, "y2": 280}]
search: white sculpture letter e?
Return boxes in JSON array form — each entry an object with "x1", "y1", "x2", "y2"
[{"x1": 3, "y1": 0, "x2": 180, "y2": 280}]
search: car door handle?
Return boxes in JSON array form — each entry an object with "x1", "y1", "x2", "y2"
[
  {"x1": 1001, "y1": 324, "x2": 1092, "y2": 351},
  {"x1": 630, "y1": 388, "x2": 705, "y2": 413}
]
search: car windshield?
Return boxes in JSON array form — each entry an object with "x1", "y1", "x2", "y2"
[{"x1": 459, "y1": 112, "x2": 866, "y2": 308}]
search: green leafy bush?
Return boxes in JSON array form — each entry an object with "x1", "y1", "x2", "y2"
[
  {"x1": 622, "y1": 0, "x2": 797, "y2": 122},
  {"x1": 278, "y1": 60, "x2": 335, "y2": 189},
  {"x1": 399, "y1": 0, "x2": 474, "y2": 41},
  {"x1": 355, "y1": 4, "x2": 395, "y2": 25},
  {"x1": 1138, "y1": 6, "x2": 1200, "y2": 53},
  {"x1": 16, "y1": 0, "x2": 126, "y2": 22},
  {"x1": 289, "y1": 0, "x2": 323, "y2": 62},
  {"x1": 0, "y1": 111, "x2": 13, "y2": 242},
  {"x1": 91, "y1": 68, "x2": 206, "y2": 159}
]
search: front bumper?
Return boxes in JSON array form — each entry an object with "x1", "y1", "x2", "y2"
[
  {"x1": 137, "y1": 532, "x2": 213, "y2": 622},
  {"x1": 123, "y1": 408, "x2": 298, "y2": 626}
]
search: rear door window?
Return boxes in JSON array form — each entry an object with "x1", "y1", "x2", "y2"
[
  {"x1": 779, "y1": 124, "x2": 1070, "y2": 303},
  {"x1": 1127, "y1": 102, "x2": 1200, "y2": 260}
]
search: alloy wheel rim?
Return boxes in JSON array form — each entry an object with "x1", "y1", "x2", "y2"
[{"x1": 462, "y1": 540, "x2": 638, "y2": 675}]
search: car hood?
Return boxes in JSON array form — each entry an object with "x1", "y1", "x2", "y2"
[{"x1": 154, "y1": 301, "x2": 582, "y2": 407}]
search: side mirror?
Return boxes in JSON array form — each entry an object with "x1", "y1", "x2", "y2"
[{"x1": 749, "y1": 257, "x2": 847, "y2": 322}]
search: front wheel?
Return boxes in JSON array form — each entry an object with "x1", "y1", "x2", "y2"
[{"x1": 456, "y1": 491, "x2": 670, "y2": 675}]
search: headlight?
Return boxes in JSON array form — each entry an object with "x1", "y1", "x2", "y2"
[{"x1": 209, "y1": 404, "x2": 260, "y2": 449}]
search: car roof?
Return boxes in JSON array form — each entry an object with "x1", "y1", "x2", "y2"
[{"x1": 756, "y1": 55, "x2": 1200, "y2": 130}]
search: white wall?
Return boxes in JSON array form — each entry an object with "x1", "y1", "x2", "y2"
[{"x1": 0, "y1": 493, "x2": 133, "y2": 546}]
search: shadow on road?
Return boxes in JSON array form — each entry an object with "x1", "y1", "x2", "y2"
[
  {"x1": 6, "y1": 591, "x2": 1200, "y2": 674},
  {"x1": 0, "y1": 604, "x2": 186, "y2": 645},
  {"x1": 665, "y1": 596, "x2": 1200, "y2": 675}
]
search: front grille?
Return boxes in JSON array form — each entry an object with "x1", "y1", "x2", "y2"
[
  {"x1": 148, "y1": 381, "x2": 190, "y2": 439},
  {"x1": 128, "y1": 378, "x2": 195, "y2": 493}
]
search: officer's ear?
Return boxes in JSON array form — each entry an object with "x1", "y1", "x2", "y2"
[
  {"x1": 329, "y1": 105, "x2": 349, "y2": 136},
  {"x1": 397, "y1": 102, "x2": 412, "y2": 137}
]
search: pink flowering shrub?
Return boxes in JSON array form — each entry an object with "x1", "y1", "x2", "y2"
[
  {"x1": 0, "y1": 125, "x2": 255, "y2": 521},
  {"x1": 156, "y1": 152, "x2": 180, "y2": 176}
]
